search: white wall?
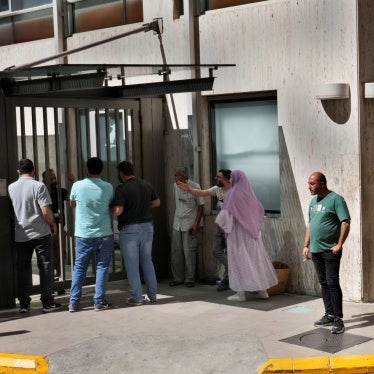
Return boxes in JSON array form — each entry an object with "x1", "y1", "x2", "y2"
[{"x1": 199, "y1": 0, "x2": 361, "y2": 300}]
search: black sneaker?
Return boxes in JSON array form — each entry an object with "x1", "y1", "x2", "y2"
[
  {"x1": 314, "y1": 314, "x2": 334, "y2": 327},
  {"x1": 217, "y1": 280, "x2": 230, "y2": 292},
  {"x1": 331, "y1": 318, "x2": 345, "y2": 334},
  {"x1": 19, "y1": 305, "x2": 30, "y2": 314},
  {"x1": 94, "y1": 301, "x2": 111, "y2": 311},
  {"x1": 42, "y1": 302, "x2": 62, "y2": 313}
]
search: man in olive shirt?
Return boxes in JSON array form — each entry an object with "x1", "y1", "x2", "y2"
[{"x1": 302, "y1": 172, "x2": 350, "y2": 334}]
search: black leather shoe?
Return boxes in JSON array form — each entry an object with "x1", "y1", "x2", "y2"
[
  {"x1": 169, "y1": 281, "x2": 184, "y2": 287},
  {"x1": 217, "y1": 282, "x2": 230, "y2": 292},
  {"x1": 185, "y1": 282, "x2": 195, "y2": 288}
]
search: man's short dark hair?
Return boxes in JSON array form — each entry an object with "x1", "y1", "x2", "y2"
[
  {"x1": 87, "y1": 157, "x2": 103, "y2": 175},
  {"x1": 18, "y1": 159, "x2": 34, "y2": 174},
  {"x1": 117, "y1": 161, "x2": 134, "y2": 176},
  {"x1": 219, "y1": 169, "x2": 231, "y2": 180}
]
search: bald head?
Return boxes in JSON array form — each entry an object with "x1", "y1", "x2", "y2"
[{"x1": 308, "y1": 172, "x2": 328, "y2": 197}]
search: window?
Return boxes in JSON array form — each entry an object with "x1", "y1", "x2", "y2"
[
  {"x1": 67, "y1": 0, "x2": 143, "y2": 35},
  {"x1": 173, "y1": 0, "x2": 183, "y2": 20},
  {"x1": 200, "y1": 0, "x2": 267, "y2": 12},
  {"x1": 0, "y1": 0, "x2": 9, "y2": 12},
  {"x1": 211, "y1": 97, "x2": 280, "y2": 214},
  {"x1": 0, "y1": 6, "x2": 53, "y2": 46},
  {"x1": 0, "y1": 0, "x2": 51, "y2": 12}
]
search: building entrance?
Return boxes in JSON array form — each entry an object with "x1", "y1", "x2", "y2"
[{"x1": 2, "y1": 95, "x2": 169, "y2": 301}]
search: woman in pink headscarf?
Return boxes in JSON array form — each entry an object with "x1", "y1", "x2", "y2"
[{"x1": 215, "y1": 170, "x2": 278, "y2": 301}]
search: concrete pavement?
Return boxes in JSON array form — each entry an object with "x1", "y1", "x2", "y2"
[{"x1": 0, "y1": 279, "x2": 373, "y2": 373}]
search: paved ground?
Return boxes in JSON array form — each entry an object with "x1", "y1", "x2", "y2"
[{"x1": 0, "y1": 279, "x2": 373, "y2": 373}]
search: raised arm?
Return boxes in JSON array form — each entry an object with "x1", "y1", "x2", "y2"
[{"x1": 176, "y1": 181, "x2": 214, "y2": 197}]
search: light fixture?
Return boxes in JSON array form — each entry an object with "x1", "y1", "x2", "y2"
[
  {"x1": 315, "y1": 83, "x2": 350, "y2": 100},
  {"x1": 364, "y1": 82, "x2": 374, "y2": 98}
]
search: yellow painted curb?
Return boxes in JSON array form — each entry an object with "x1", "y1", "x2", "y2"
[
  {"x1": 0, "y1": 353, "x2": 48, "y2": 374},
  {"x1": 258, "y1": 354, "x2": 374, "y2": 373}
]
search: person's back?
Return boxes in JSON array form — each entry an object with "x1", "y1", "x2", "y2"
[
  {"x1": 112, "y1": 160, "x2": 160, "y2": 306},
  {"x1": 8, "y1": 158, "x2": 61, "y2": 314},
  {"x1": 68, "y1": 157, "x2": 114, "y2": 313},
  {"x1": 115, "y1": 177, "x2": 155, "y2": 227},
  {"x1": 9, "y1": 176, "x2": 52, "y2": 241},
  {"x1": 70, "y1": 178, "x2": 113, "y2": 237}
]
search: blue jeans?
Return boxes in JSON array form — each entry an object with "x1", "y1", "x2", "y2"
[
  {"x1": 119, "y1": 222, "x2": 157, "y2": 302},
  {"x1": 69, "y1": 235, "x2": 114, "y2": 304},
  {"x1": 15, "y1": 234, "x2": 54, "y2": 306},
  {"x1": 312, "y1": 250, "x2": 343, "y2": 318}
]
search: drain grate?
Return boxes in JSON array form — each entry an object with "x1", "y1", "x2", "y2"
[{"x1": 280, "y1": 328, "x2": 372, "y2": 354}]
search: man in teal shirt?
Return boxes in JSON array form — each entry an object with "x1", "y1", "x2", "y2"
[
  {"x1": 68, "y1": 157, "x2": 114, "y2": 312},
  {"x1": 302, "y1": 172, "x2": 350, "y2": 334}
]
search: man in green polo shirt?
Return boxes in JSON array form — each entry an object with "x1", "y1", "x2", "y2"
[{"x1": 302, "y1": 172, "x2": 350, "y2": 334}]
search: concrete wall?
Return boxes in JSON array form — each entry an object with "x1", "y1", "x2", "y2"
[
  {"x1": 199, "y1": 0, "x2": 361, "y2": 300},
  {"x1": 358, "y1": 0, "x2": 374, "y2": 302}
]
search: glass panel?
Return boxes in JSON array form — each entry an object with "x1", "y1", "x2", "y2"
[
  {"x1": 11, "y1": 0, "x2": 51, "y2": 11},
  {"x1": 74, "y1": 0, "x2": 124, "y2": 33},
  {"x1": 208, "y1": 0, "x2": 266, "y2": 10},
  {"x1": 13, "y1": 7, "x2": 53, "y2": 43},
  {"x1": 125, "y1": 0, "x2": 143, "y2": 24},
  {"x1": 173, "y1": 0, "x2": 183, "y2": 19},
  {"x1": 213, "y1": 99, "x2": 280, "y2": 213},
  {"x1": 0, "y1": 0, "x2": 9, "y2": 11},
  {"x1": 0, "y1": 17, "x2": 14, "y2": 46},
  {"x1": 78, "y1": 108, "x2": 127, "y2": 186}
]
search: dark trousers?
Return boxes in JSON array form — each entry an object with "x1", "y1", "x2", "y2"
[
  {"x1": 212, "y1": 225, "x2": 228, "y2": 281},
  {"x1": 15, "y1": 235, "x2": 54, "y2": 306},
  {"x1": 312, "y1": 250, "x2": 343, "y2": 319}
]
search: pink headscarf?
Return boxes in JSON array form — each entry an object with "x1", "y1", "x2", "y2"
[{"x1": 222, "y1": 170, "x2": 264, "y2": 239}]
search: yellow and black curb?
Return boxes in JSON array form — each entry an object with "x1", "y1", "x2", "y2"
[
  {"x1": 0, "y1": 353, "x2": 47, "y2": 373},
  {"x1": 258, "y1": 355, "x2": 374, "y2": 373}
]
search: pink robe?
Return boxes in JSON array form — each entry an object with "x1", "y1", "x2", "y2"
[{"x1": 216, "y1": 209, "x2": 278, "y2": 292}]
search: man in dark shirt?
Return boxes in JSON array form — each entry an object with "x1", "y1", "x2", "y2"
[
  {"x1": 112, "y1": 161, "x2": 160, "y2": 306},
  {"x1": 42, "y1": 169, "x2": 73, "y2": 279}
]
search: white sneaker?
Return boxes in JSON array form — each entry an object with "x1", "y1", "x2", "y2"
[
  {"x1": 257, "y1": 290, "x2": 269, "y2": 299},
  {"x1": 227, "y1": 292, "x2": 246, "y2": 301}
]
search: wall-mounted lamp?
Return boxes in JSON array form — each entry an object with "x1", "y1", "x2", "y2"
[
  {"x1": 315, "y1": 83, "x2": 350, "y2": 100},
  {"x1": 364, "y1": 82, "x2": 374, "y2": 99}
]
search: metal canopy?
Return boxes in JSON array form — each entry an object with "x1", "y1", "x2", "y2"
[
  {"x1": 0, "y1": 63, "x2": 233, "y2": 98},
  {"x1": 0, "y1": 63, "x2": 233, "y2": 80},
  {"x1": 0, "y1": 19, "x2": 235, "y2": 98}
]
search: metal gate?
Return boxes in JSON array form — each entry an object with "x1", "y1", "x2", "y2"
[{"x1": 6, "y1": 97, "x2": 142, "y2": 293}]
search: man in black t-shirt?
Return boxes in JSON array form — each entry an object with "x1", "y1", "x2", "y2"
[
  {"x1": 42, "y1": 169, "x2": 74, "y2": 279},
  {"x1": 112, "y1": 161, "x2": 160, "y2": 306}
]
